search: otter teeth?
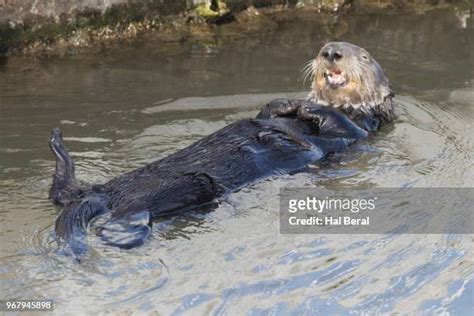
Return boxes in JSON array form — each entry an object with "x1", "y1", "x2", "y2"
[{"x1": 324, "y1": 70, "x2": 346, "y2": 87}]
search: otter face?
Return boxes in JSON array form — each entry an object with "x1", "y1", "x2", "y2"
[{"x1": 306, "y1": 42, "x2": 394, "y2": 122}]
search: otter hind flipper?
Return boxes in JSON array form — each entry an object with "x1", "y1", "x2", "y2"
[
  {"x1": 49, "y1": 128, "x2": 83, "y2": 205},
  {"x1": 96, "y1": 210, "x2": 152, "y2": 250},
  {"x1": 55, "y1": 195, "x2": 109, "y2": 258}
]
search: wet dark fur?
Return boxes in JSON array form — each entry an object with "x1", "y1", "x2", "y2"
[
  {"x1": 50, "y1": 102, "x2": 384, "y2": 257},
  {"x1": 49, "y1": 42, "x2": 395, "y2": 257}
]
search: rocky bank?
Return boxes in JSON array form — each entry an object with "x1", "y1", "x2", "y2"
[{"x1": 0, "y1": 0, "x2": 472, "y2": 57}]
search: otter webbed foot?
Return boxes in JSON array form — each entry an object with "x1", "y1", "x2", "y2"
[
  {"x1": 49, "y1": 128, "x2": 85, "y2": 205},
  {"x1": 256, "y1": 99, "x2": 307, "y2": 119},
  {"x1": 55, "y1": 194, "x2": 110, "y2": 258},
  {"x1": 96, "y1": 211, "x2": 152, "y2": 249}
]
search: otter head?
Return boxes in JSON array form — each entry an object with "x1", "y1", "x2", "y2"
[{"x1": 306, "y1": 42, "x2": 395, "y2": 122}]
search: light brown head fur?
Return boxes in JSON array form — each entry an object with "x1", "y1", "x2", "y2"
[{"x1": 304, "y1": 42, "x2": 395, "y2": 122}]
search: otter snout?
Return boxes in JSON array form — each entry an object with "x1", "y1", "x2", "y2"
[
  {"x1": 319, "y1": 43, "x2": 348, "y2": 88},
  {"x1": 321, "y1": 46, "x2": 343, "y2": 63}
]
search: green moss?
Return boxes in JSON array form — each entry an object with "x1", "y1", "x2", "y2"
[
  {"x1": 0, "y1": 26, "x2": 22, "y2": 55},
  {"x1": 103, "y1": 3, "x2": 147, "y2": 26},
  {"x1": 454, "y1": 0, "x2": 472, "y2": 10},
  {"x1": 24, "y1": 23, "x2": 73, "y2": 43},
  {"x1": 193, "y1": 1, "x2": 229, "y2": 19}
]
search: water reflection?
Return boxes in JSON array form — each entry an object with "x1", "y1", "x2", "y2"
[{"x1": 0, "y1": 7, "x2": 473, "y2": 315}]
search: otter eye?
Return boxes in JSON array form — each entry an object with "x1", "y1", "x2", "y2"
[
  {"x1": 322, "y1": 52, "x2": 329, "y2": 58},
  {"x1": 333, "y1": 52, "x2": 343, "y2": 60},
  {"x1": 361, "y1": 55, "x2": 369, "y2": 60}
]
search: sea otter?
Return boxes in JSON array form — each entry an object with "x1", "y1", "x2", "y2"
[{"x1": 49, "y1": 42, "x2": 394, "y2": 257}]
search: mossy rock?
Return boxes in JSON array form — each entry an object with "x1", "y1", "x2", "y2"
[{"x1": 194, "y1": 1, "x2": 229, "y2": 19}]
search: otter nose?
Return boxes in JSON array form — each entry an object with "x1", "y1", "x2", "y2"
[{"x1": 322, "y1": 49, "x2": 343, "y2": 62}]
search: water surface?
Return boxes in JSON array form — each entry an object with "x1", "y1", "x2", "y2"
[{"x1": 0, "y1": 8, "x2": 473, "y2": 315}]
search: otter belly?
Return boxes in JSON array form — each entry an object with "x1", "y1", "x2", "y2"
[
  {"x1": 52, "y1": 116, "x2": 352, "y2": 256},
  {"x1": 103, "y1": 118, "x2": 349, "y2": 219}
]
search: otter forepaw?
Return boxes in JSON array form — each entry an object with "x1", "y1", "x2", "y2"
[
  {"x1": 256, "y1": 99, "x2": 305, "y2": 119},
  {"x1": 297, "y1": 105, "x2": 323, "y2": 123},
  {"x1": 298, "y1": 107, "x2": 369, "y2": 139}
]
